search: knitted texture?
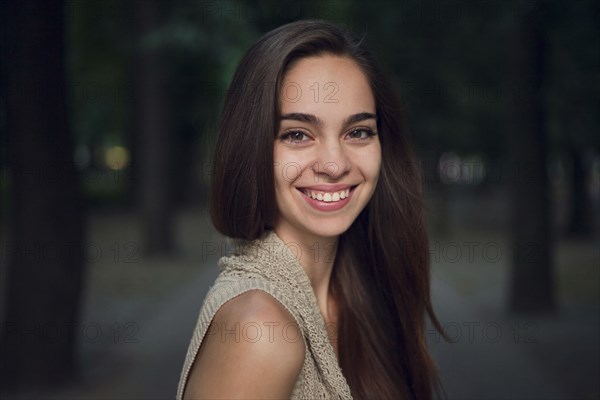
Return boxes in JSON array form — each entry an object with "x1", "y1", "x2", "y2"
[{"x1": 176, "y1": 230, "x2": 353, "y2": 399}]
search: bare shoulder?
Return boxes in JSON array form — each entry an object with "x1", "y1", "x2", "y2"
[{"x1": 183, "y1": 290, "x2": 305, "y2": 399}]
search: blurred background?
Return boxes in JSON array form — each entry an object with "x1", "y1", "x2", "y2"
[{"x1": 0, "y1": 0, "x2": 598, "y2": 399}]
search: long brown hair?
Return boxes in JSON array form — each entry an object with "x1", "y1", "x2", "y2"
[{"x1": 210, "y1": 20, "x2": 445, "y2": 400}]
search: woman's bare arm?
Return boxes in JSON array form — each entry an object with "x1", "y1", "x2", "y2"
[{"x1": 183, "y1": 290, "x2": 305, "y2": 399}]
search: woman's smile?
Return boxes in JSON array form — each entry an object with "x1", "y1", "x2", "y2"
[{"x1": 296, "y1": 184, "x2": 358, "y2": 212}]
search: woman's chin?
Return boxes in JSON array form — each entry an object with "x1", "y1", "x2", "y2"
[{"x1": 301, "y1": 220, "x2": 353, "y2": 240}]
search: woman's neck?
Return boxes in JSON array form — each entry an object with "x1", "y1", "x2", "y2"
[{"x1": 273, "y1": 225, "x2": 338, "y2": 322}]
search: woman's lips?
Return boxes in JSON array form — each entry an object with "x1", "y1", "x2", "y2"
[{"x1": 296, "y1": 186, "x2": 356, "y2": 212}]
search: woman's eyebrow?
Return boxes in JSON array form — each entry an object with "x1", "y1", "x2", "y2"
[
  {"x1": 343, "y1": 112, "x2": 377, "y2": 127},
  {"x1": 280, "y1": 112, "x2": 322, "y2": 126},
  {"x1": 279, "y1": 112, "x2": 377, "y2": 128}
]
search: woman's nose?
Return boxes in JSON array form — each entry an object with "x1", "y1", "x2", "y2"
[{"x1": 313, "y1": 139, "x2": 351, "y2": 179}]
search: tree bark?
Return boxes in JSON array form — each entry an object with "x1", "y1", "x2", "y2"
[
  {"x1": 0, "y1": 0, "x2": 85, "y2": 391},
  {"x1": 566, "y1": 145, "x2": 592, "y2": 236},
  {"x1": 508, "y1": 1, "x2": 556, "y2": 314},
  {"x1": 132, "y1": 0, "x2": 174, "y2": 254}
]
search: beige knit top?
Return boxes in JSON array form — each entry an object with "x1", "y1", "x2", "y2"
[{"x1": 176, "y1": 230, "x2": 353, "y2": 399}]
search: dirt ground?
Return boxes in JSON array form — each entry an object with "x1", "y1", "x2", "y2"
[{"x1": 6, "y1": 206, "x2": 598, "y2": 400}]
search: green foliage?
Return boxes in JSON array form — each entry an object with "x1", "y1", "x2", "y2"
[
  {"x1": 67, "y1": 0, "x2": 128, "y2": 147},
  {"x1": 66, "y1": 0, "x2": 599, "y2": 198},
  {"x1": 346, "y1": 0, "x2": 598, "y2": 164},
  {"x1": 546, "y1": 0, "x2": 600, "y2": 152}
]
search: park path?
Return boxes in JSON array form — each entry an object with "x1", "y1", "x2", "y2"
[
  {"x1": 35, "y1": 215, "x2": 598, "y2": 400},
  {"x1": 42, "y1": 252, "x2": 219, "y2": 400},
  {"x1": 54, "y1": 255, "x2": 597, "y2": 400},
  {"x1": 427, "y1": 235, "x2": 599, "y2": 400}
]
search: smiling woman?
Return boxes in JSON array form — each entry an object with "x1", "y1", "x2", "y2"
[
  {"x1": 177, "y1": 20, "x2": 445, "y2": 400},
  {"x1": 274, "y1": 55, "x2": 381, "y2": 242}
]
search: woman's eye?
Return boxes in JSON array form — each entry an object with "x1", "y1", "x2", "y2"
[
  {"x1": 281, "y1": 131, "x2": 309, "y2": 143},
  {"x1": 347, "y1": 129, "x2": 376, "y2": 140}
]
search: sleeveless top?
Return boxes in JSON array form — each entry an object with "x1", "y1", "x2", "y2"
[{"x1": 176, "y1": 230, "x2": 354, "y2": 399}]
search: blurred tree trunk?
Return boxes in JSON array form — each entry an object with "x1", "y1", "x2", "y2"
[
  {"x1": 132, "y1": 0, "x2": 174, "y2": 254},
  {"x1": 0, "y1": 0, "x2": 85, "y2": 392},
  {"x1": 122, "y1": 0, "x2": 140, "y2": 211},
  {"x1": 508, "y1": 1, "x2": 556, "y2": 314},
  {"x1": 560, "y1": 91, "x2": 593, "y2": 237},
  {"x1": 566, "y1": 145, "x2": 592, "y2": 236},
  {"x1": 422, "y1": 151, "x2": 451, "y2": 237}
]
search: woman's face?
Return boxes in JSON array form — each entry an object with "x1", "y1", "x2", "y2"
[{"x1": 273, "y1": 55, "x2": 381, "y2": 240}]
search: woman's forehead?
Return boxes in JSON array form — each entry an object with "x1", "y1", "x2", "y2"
[{"x1": 280, "y1": 55, "x2": 376, "y2": 120}]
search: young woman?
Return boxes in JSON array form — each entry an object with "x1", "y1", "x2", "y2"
[{"x1": 177, "y1": 20, "x2": 445, "y2": 400}]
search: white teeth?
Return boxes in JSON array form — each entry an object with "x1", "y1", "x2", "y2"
[{"x1": 303, "y1": 188, "x2": 352, "y2": 203}]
